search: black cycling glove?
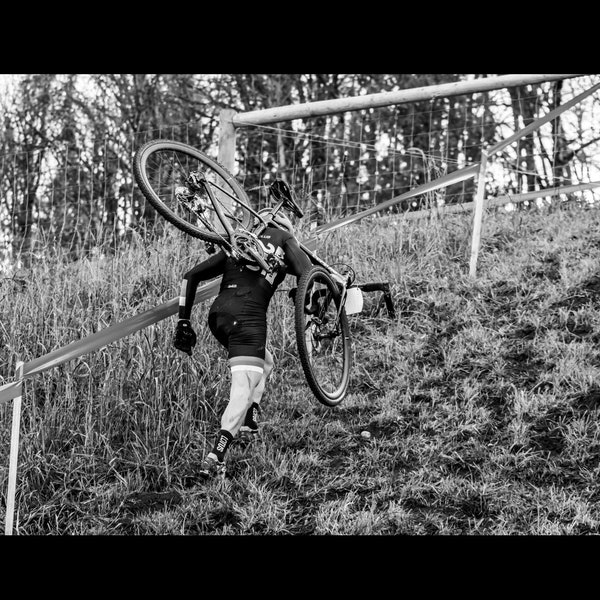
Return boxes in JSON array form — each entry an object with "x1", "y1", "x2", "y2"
[{"x1": 173, "y1": 319, "x2": 197, "y2": 356}]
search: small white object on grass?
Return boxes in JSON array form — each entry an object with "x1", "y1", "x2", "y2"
[{"x1": 361, "y1": 430, "x2": 371, "y2": 439}]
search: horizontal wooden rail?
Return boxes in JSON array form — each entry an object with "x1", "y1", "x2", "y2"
[{"x1": 232, "y1": 75, "x2": 587, "y2": 127}]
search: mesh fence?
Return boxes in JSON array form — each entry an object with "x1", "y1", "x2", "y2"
[{"x1": 2, "y1": 81, "x2": 599, "y2": 269}]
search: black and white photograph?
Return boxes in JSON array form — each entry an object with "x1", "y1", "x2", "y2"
[{"x1": 1, "y1": 73, "x2": 600, "y2": 537}]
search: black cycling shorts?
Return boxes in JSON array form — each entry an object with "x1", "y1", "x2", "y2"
[{"x1": 208, "y1": 287, "x2": 267, "y2": 371}]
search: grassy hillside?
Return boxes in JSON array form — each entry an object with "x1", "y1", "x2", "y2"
[{"x1": 2, "y1": 203, "x2": 600, "y2": 535}]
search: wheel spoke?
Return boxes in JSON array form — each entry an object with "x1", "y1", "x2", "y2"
[{"x1": 134, "y1": 140, "x2": 254, "y2": 243}]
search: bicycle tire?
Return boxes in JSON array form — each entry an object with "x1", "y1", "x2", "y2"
[
  {"x1": 133, "y1": 139, "x2": 254, "y2": 244},
  {"x1": 294, "y1": 265, "x2": 352, "y2": 407}
]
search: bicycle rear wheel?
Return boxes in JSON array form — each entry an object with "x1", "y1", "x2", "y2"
[
  {"x1": 134, "y1": 139, "x2": 254, "y2": 243},
  {"x1": 295, "y1": 266, "x2": 352, "y2": 407}
]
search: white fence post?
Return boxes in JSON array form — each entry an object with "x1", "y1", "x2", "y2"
[
  {"x1": 469, "y1": 151, "x2": 489, "y2": 278},
  {"x1": 5, "y1": 360, "x2": 24, "y2": 536}
]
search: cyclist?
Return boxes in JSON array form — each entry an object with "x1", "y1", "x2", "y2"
[{"x1": 173, "y1": 208, "x2": 312, "y2": 481}]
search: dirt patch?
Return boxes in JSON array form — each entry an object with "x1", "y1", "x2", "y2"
[
  {"x1": 564, "y1": 317, "x2": 593, "y2": 336},
  {"x1": 121, "y1": 490, "x2": 182, "y2": 515},
  {"x1": 440, "y1": 447, "x2": 487, "y2": 477},
  {"x1": 484, "y1": 279, "x2": 545, "y2": 320},
  {"x1": 459, "y1": 492, "x2": 497, "y2": 520},
  {"x1": 570, "y1": 387, "x2": 600, "y2": 411},
  {"x1": 477, "y1": 385, "x2": 513, "y2": 423},
  {"x1": 526, "y1": 405, "x2": 572, "y2": 455},
  {"x1": 524, "y1": 254, "x2": 561, "y2": 281},
  {"x1": 552, "y1": 274, "x2": 600, "y2": 311},
  {"x1": 361, "y1": 416, "x2": 405, "y2": 440},
  {"x1": 529, "y1": 426, "x2": 565, "y2": 454},
  {"x1": 500, "y1": 343, "x2": 554, "y2": 390},
  {"x1": 508, "y1": 323, "x2": 539, "y2": 340}
]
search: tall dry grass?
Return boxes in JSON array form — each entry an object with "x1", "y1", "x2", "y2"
[{"x1": 2, "y1": 202, "x2": 600, "y2": 534}]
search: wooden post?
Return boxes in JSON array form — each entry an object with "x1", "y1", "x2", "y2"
[
  {"x1": 218, "y1": 109, "x2": 237, "y2": 174},
  {"x1": 216, "y1": 108, "x2": 238, "y2": 220},
  {"x1": 469, "y1": 151, "x2": 489, "y2": 278},
  {"x1": 5, "y1": 361, "x2": 24, "y2": 536}
]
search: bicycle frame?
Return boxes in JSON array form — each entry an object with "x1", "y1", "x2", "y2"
[
  {"x1": 186, "y1": 167, "x2": 390, "y2": 322},
  {"x1": 201, "y1": 177, "x2": 354, "y2": 319},
  {"x1": 188, "y1": 171, "x2": 292, "y2": 272}
]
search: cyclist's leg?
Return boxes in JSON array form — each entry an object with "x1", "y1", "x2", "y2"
[
  {"x1": 205, "y1": 308, "x2": 266, "y2": 465},
  {"x1": 201, "y1": 354, "x2": 264, "y2": 472},
  {"x1": 221, "y1": 356, "x2": 265, "y2": 435},
  {"x1": 220, "y1": 313, "x2": 269, "y2": 438},
  {"x1": 250, "y1": 347, "x2": 273, "y2": 405},
  {"x1": 240, "y1": 347, "x2": 273, "y2": 435}
]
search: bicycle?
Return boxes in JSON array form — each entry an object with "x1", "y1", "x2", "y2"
[{"x1": 133, "y1": 139, "x2": 392, "y2": 406}]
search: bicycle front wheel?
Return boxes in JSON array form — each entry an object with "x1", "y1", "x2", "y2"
[
  {"x1": 134, "y1": 139, "x2": 254, "y2": 243},
  {"x1": 295, "y1": 266, "x2": 352, "y2": 407}
]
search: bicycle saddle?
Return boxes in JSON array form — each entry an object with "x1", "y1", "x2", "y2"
[{"x1": 269, "y1": 180, "x2": 304, "y2": 218}]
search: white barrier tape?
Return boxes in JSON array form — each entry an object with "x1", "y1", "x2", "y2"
[
  {"x1": 311, "y1": 164, "x2": 480, "y2": 235},
  {"x1": 489, "y1": 81, "x2": 600, "y2": 156},
  {"x1": 22, "y1": 278, "x2": 222, "y2": 379},
  {"x1": 0, "y1": 380, "x2": 23, "y2": 405}
]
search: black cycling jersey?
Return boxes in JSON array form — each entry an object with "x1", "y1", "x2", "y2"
[{"x1": 180, "y1": 226, "x2": 312, "y2": 361}]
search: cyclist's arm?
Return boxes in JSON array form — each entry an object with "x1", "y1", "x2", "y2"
[
  {"x1": 179, "y1": 250, "x2": 227, "y2": 320},
  {"x1": 283, "y1": 237, "x2": 313, "y2": 278}
]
